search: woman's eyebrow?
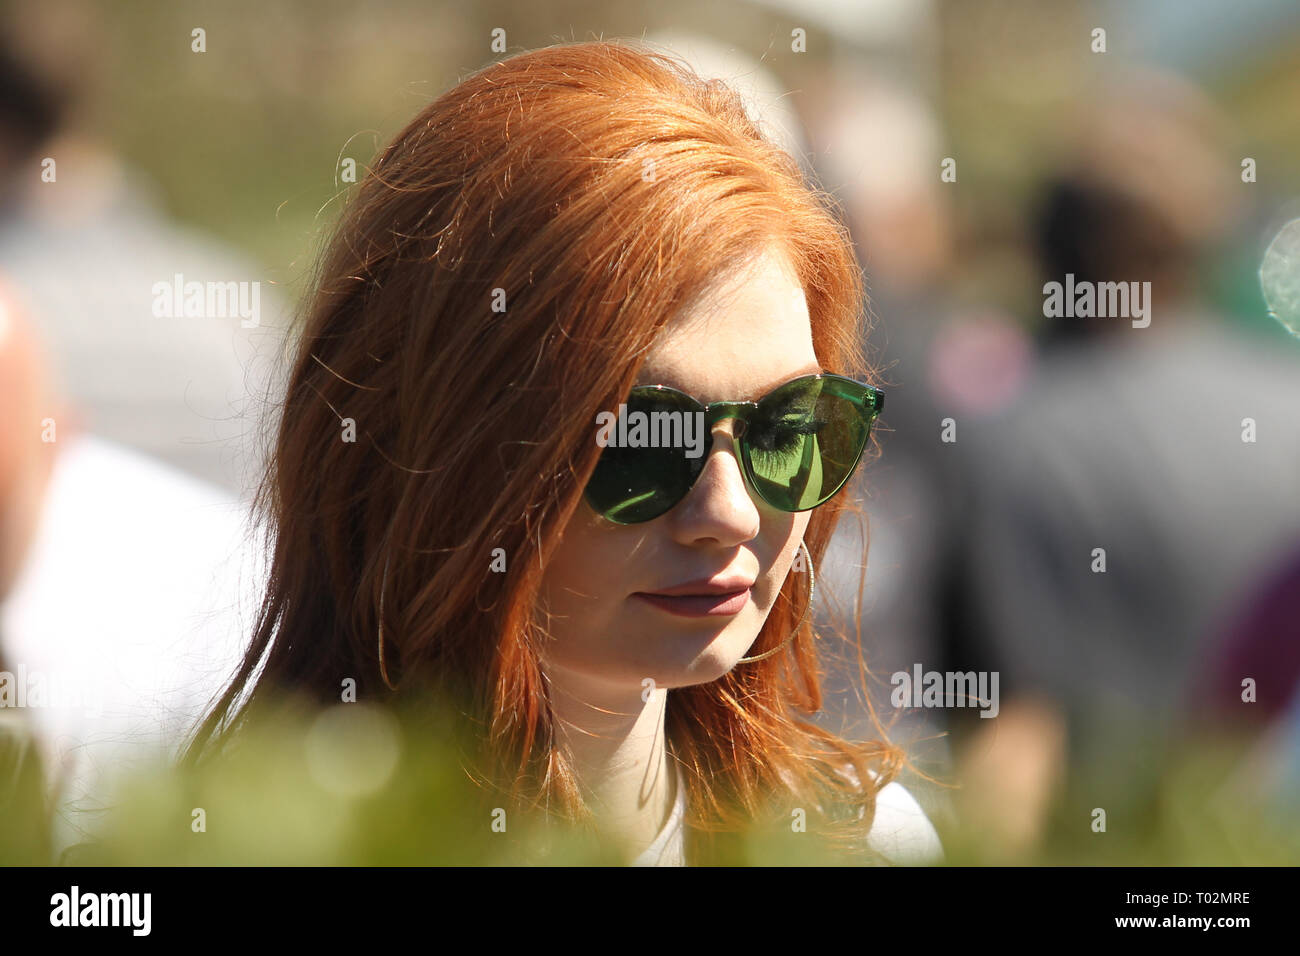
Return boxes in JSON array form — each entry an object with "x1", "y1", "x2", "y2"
[
  {"x1": 751, "y1": 364, "x2": 824, "y2": 401},
  {"x1": 629, "y1": 366, "x2": 821, "y2": 395},
  {"x1": 768, "y1": 364, "x2": 824, "y2": 391},
  {"x1": 634, "y1": 365, "x2": 825, "y2": 400}
]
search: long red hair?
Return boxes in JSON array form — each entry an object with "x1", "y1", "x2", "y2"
[{"x1": 186, "y1": 38, "x2": 904, "y2": 861}]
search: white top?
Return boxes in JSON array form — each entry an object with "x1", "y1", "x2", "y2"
[
  {"x1": 0, "y1": 434, "x2": 263, "y2": 854},
  {"x1": 631, "y1": 762, "x2": 689, "y2": 866},
  {"x1": 631, "y1": 761, "x2": 943, "y2": 865}
]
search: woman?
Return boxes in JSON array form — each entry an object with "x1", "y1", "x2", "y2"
[{"x1": 185, "y1": 39, "x2": 942, "y2": 866}]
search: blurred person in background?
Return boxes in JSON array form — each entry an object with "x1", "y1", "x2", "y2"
[
  {"x1": 0, "y1": 273, "x2": 261, "y2": 861},
  {"x1": 0, "y1": 13, "x2": 276, "y2": 859},
  {"x1": 805, "y1": 65, "x2": 967, "y2": 767},
  {"x1": 798, "y1": 62, "x2": 1030, "y2": 846},
  {"x1": 938, "y1": 68, "x2": 1300, "y2": 859},
  {"x1": 0, "y1": 280, "x2": 58, "y2": 865},
  {"x1": 0, "y1": 15, "x2": 283, "y2": 497},
  {"x1": 0, "y1": 286, "x2": 60, "y2": 608}
]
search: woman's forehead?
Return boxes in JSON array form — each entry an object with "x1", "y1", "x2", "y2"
[{"x1": 639, "y1": 265, "x2": 816, "y2": 400}]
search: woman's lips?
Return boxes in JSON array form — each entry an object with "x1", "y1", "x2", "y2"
[{"x1": 633, "y1": 589, "x2": 751, "y2": 617}]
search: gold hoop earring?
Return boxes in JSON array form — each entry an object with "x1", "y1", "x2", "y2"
[
  {"x1": 736, "y1": 539, "x2": 816, "y2": 664},
  {"x1": 377, "y1": 555, "x2": 398, "y2": 690}
]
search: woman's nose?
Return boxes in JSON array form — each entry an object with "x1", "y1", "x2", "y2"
[{"x1": 668, "y1": 420, "x2": 761, "y2": 544}]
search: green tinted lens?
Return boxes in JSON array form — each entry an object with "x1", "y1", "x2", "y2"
[
  {"x1": 584, "y1": 387, "x2": 707, "y2": 524},
  {"x1": 743, "y1": 375, "x2": 879, "y2": 511}
]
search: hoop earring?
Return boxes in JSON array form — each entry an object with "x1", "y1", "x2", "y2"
[
  {"x1": 377, "y1": 555, "x2": 398, "y2": 690},
  {"x1": 736, "y1": 538, "x2": 816, "y2": 664}
]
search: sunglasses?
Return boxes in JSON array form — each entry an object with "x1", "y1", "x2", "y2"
[{"x1": 584, "y1": 372, "x2": 884, "y2": 524}]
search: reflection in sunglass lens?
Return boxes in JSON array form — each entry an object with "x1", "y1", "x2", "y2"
[{"x1": 745, "y1": 377, "x2": 871, "y2": 511}]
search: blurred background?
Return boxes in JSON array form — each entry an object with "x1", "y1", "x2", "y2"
[{"x1": 1, "y1": 0, "x2": 1298, "y2": 864}]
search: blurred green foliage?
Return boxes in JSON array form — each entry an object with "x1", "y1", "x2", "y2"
[
  {"x1": 3, "y1": 696, "x2": 1297, "y2": 866},
  {"x1": 0, "y1": 716, "x2": 53, "y2": 865},
  {"x1": 940, "y1": 733, "x2": 1300, "y2": 866},
  {"x1": 57, "y1": 698, "x2": 623, "y2": 866}
]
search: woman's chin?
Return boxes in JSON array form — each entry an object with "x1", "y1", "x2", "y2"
[{"x1": 667, "y1": 639, "x2": 759, "y2": 686}]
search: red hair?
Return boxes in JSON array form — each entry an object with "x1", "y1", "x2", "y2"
[{"x1": 186, "y1": 39, "x2": 905, "y2": 861}]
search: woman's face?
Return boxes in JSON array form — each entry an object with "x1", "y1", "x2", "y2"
[{"x1": 538, "y1": 247, "x2": 819, "y2": 693}]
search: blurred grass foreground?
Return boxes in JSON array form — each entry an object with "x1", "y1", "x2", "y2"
[
  {"x1": 5, "y1": 697, "x2": 623, "y2": 866},
  {"x1": 3, "y1": 696, "x2": 1299, "y2": 866}
]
